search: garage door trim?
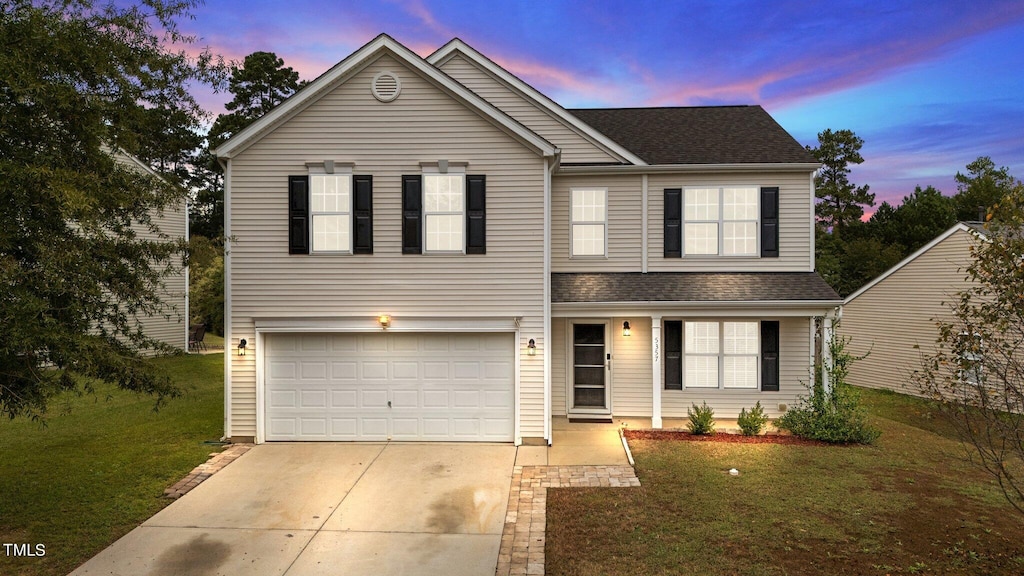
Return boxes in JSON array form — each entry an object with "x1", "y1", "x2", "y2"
[{"x1": 253, "y1": 319, "x2": 521, "y2": 444}]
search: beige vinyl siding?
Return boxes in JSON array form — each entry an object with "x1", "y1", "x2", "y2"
[
  {"x1": 438, "y1": 54, "x2": 619, "y2": 165},
  {"x1": 552, "y1": 317, "x2": 566, "y2": 416},
  {"x1": 610, "y1": 316, "x2": 653, "y2": 416},
  {"x1": 647, "y1": 172, "x2": 812, "y2": 272},
  {"x1": 551, "y1": 174, "x2": 643, "y2": 272},
  {"x1": 227, "y1": 54, "x2": 546, "y2": 439},
  {"x1": 661, "y1": 317, "x2": 810, "y2": 419},
  {"x1": 838, "y1": 229, "x2": 976, "y2": 393}
]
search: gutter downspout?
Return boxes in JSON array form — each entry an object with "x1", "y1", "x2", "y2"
[
  {"x1": 543, "y1": 156, "x2": 553, "y2": 446},
  {"x1": 219, "y1": 157, "x2": 232, "y2": 442}
]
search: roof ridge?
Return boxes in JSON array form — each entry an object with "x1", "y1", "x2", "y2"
[{"x1": 569, "y1": 105, "x2": 755, "y2": 111}]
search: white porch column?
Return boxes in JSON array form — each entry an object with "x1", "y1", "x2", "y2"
[
  {"x1": 821, "y1": 315, "x2": 834, "y2": 396},
  {"x1": 651, "y1": 314, "x2": 663, "y2": 429}
]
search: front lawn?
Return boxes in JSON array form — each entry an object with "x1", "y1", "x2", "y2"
[
  {"x1": 547, "y1": 387, "x2": 1024, "y2": 575},
  {"x1": 0, "y1": 353, "x2": 224, "y2": 576}
]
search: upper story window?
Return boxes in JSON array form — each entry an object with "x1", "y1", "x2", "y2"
[
  {"x1": 311, "y1": 174, "x2": 352, "y2": 253},
  {"x1": 424, "y1": 174, "x2": 464, "y2": 253},
  {"x1": 683, "y1": 186, "x2": 758, "y2": 256},
  {"x1": 571, "y1": 187, "x2": 607, "y2": 257}
]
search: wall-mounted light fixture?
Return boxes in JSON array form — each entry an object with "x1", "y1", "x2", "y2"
[
  {"x1": 527, "y1": 338, "x2": 536, "y2": 356},
  {"x1": 622, "y1": 321, "x2": 631, "y2": 337},
  {"x1": 378, "y1": 315, "x2": 391, "y2": 329},
  {"x1": 238, "y1": 338, "x2": 248, "y2": 356}
]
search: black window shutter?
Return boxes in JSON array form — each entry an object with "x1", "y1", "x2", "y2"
[
  {"x1": 353, "y1": 175, "x2": 373, "y2": 254},
  {"x1": 761, "y1": 186, "x2": 779, "y2": 258},
  {"x1": 761, "y1": 321, "x2": 780, "y2": 391},
  {"x1": 402, "y1": 175, "x2": 422, "y2": 254},
  {"x1": 466, "y1": 175, "x2": 486, "y2": 254},
  {"x1": 288, "y1": 175, "x2": 309, "y2": 254},
  {"x1": 664, "y1": 188, "x2": 682, "y2": 258},
  {"x1": 664, "y1": 321, "x2": 682, "y2": 390}
]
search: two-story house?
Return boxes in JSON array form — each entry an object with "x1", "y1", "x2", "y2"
[{"x1": 215, "y1": 34, "x2": 841, "y2": 445}]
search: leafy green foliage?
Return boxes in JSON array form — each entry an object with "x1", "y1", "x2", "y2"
[
  {"x1": 0, "y1": 1, "x2": 220, "y2": 419},
  {"x1": 192, "y1": 52, "x2": 307, "y2": 238},
  {"x1": 807, "y1": 128, "x2": 875, "y2": 236},
  {"x1": 777, "y1": 324, "x2": 880, "y2": 444},
  {"x1": 687, "y1": 402, "x2": 716, "y2": 435},
  {"x1": 737, "y1": 402, "x2": 768, "y2": 436},
  {"x1": 953, "y1": 157, "x2": 1016, "y2": 222},
  {"x1": 912, "y1": 179, "x2": 1024, "y2": 515},
  {"x1": 188, "y1": 235, "x2": 224, "y2": 336}
]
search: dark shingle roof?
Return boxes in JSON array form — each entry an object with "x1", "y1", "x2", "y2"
[
  {"x1": 552, "y1": 272, "x2": 840, "y2": 303},
  {"x1": 567, "y1": 106, "x2": 816, "y2": 165}
]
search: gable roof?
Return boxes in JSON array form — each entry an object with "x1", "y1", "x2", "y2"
[
  {"x1": 843, "y1": 222, "x2": 986, "y2": 305},
  {"x1": 553, "y1": 272, "x2": 840, "y2": 304},
  {"x1": 426, "y1": 38, "x2": 646, "y2": 166},
  {"x1": 568, "y1": 106, "x2": 817, "y2": 165},
  {"x1": 215, "y1": 34, "x2": 557, "y2": 160}
]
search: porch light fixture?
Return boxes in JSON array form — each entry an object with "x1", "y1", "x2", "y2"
[
  {"x1": 622, "y1": 321, "x2": 631, "y2": 337},
  {"x1": 378, "y1": 314, "x2": 391, "y2": 329},
  {"x1": 527, "y1": 338, "x2": 536, "y2": 356},
  {"x1": 238, "y1": 338, "x2": 247, "y2": 356}
]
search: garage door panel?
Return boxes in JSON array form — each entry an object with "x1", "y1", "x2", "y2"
[{"x1": 265, "y1": 332, "x2": 514, "y2": 442}]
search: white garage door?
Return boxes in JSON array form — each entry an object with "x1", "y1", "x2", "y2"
[{"x1": 264, "y1": 332, "x2": 515, "y2": 442}]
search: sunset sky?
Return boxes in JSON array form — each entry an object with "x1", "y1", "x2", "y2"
[{"x1": 180, "y1": 0, "x2": 1024, "y2": 211}]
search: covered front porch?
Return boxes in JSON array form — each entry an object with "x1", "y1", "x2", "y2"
[{"x1": 549, "y1": 272, "x2": 843, "y2": 428}]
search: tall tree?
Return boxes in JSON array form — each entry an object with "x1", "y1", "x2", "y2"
[
  {"x1": 0, "y1": 0, "x2": 220, "y2": 419},
  {"x1": 191, "y1": 51, "x2": 306, "y2": 239},
  {"x1": 807, "y1": 129, "x2": 875, "y2": 236},
  {"x1": 912, "y1": 179, "x2": 1024, "y2": 515},
  {"x1": 952, "y1": 156, "x2": 1018, "y2": 222}
]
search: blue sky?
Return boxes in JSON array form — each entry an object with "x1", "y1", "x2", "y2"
[{"x1": 181, "y1": 0, "x2": 1024, "y2": 211}]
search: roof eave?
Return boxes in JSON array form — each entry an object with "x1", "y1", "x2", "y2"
[
  {"x1": 552, "y1": 300, "x2": 841, "y2": 315},
  {"x1": 216, "y1": 34, "x2": 558, "y2": 160},
  {"x1": 556, "y1": 162, "x2": 821, "y2": 175},
  {"x1": 426, "y1": 39, "x2": 648, "y2": 166}
]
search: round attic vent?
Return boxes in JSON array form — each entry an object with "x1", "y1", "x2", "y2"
[{"x1": 371, "y1": 71, "x2": 401, "y2": 102}]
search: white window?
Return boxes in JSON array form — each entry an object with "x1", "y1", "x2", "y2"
[
  {"x1": 571, "y1": 188, "x2": 606, "y2": 257},
  {"x1": 683, "y1": 186, "x2": 758, "y2": 256},
  {"x1": 311, "y1": 174, "x2": 351, "y2": 253},
  {"x1": 424, "y1": 174, "x2": 464, "y2": 252},
  {"x1": 684, "y1": 321, "x2": 760, "y2": 389}
]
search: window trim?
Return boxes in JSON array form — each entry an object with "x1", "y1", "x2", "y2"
[
  {"x1": 569, "y1": 186, "x2": 609, "y2": 258},
  {"x1": 681, "y1": 186, "x2": 760, "y2": 258},
  {"x1": 309, "y1": 172, "x2": 354, "y2": 255},
  {"x1": 680, "y1": 320, "x2": 762, "y2": 390},
  {"x1": 422, "y1": 171, "x2": 466, "y2": 255}
]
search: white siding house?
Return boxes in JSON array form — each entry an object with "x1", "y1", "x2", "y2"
[{"x1": 216, "y1": 35, "x2": 840, "y2": 445}]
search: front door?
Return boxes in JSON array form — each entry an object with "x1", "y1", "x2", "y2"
[{"x1": 571, "y1": 323, "x2": 608, "y2": 412}]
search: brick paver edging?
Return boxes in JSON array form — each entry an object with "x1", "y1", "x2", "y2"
[
  {"x1": 163, "y1": 443, "x2": 253, "y2": 499},
  {"x1": 496, "y1": 465, "x2": 641, "y2": 576}
]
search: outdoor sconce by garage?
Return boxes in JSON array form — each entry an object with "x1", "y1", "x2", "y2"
[
  {"x1": 378, "y1": 314, "x2": 391, "y2": 329},
  {"x1": 622, "y1": 321, "x2": 631, "y2": 337},
  {"x1": 527, "y1": 338, "x2": 536, "y2": 356},
  {"x1": 238, "y1": 338, "x2": 247, "y2": 356}
]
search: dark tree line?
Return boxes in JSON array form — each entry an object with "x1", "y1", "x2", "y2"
[{"x1": 807, "y1": 129, "x2": 1018, "y2": 297}]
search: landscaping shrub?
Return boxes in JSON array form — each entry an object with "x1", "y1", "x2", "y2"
[
  {"x1": 737, "y1": 402, "x2": 768, "y2": 436},
  {"x1": 687, "y1": 402, "x2": 716, "y2": 435},
  {"x1": 776, "y1": 322, "x2": 881, "y2": 444}
]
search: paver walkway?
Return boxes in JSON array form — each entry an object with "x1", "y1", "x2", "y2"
[{"x1": 495, "y1": 465, "x2": 641, "y2": 576}]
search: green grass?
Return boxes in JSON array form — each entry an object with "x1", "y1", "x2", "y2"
[
  {"x1": 0, "y1": 354, "x2": 225, "y2": 576},
  {"x1": 547, "y1": 387, "x2": 1024, "y2": 576}
]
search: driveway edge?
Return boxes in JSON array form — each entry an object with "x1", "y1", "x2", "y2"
[{"x1": 163, "y1": 443, "x2": 254, "y2": 499}]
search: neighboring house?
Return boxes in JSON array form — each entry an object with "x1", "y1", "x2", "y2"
[
  {"x1": 112, "y1": 150, "x2": 189, "y2": 352},
  {"x1": 214, "y1": 34, "x2": 841, "y2": 445},
  {"x1": 838, "y1": 222, "x2": 985, "y2": 394}
]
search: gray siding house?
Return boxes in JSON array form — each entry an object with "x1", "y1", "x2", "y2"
[
  {"x1": 114, "y1": 150, "x2": 189, "y2": 352},
  {"x1": 838, "y1": 223, "x2": 984, "y2": 393},
  {"x1": 215, "y1": 34, "x2": 840, "y2": 445}
]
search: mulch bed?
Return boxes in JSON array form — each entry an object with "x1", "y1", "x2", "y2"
[{"x1": 624, "y1": 429, "x2": 830, "y2": 446}]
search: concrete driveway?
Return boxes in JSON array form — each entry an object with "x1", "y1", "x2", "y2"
[{"x1": 70, "y1": 443, "x2": 517, "y2": 576}]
